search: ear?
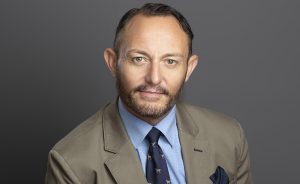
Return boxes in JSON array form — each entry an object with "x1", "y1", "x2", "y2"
[
  {"x1": 185, "y1": 54, "x2": 199, "y2": 82},
  {"x1": 104, "y1": 48, "x2": 118, "y2": 77}
]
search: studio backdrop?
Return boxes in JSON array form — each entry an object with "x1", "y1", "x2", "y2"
[{"x1": 1, "y1": 0, "x2": 299, "y2": 183}]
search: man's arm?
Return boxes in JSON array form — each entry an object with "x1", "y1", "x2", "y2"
[
  {"x1": 45, "y1": 150, "x2": 81, "y2": 184},
  {"x1": 236, "y1": 123, "x2": 253, "y2": 184}
]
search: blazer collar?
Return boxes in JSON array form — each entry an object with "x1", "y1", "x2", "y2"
[
  {"x1": 102, "y1": 101, "x2": 148, "y2": 184},
  {"x1": 176, "y1": 102, "x2": 211, "y2": 183},
  {"x1": 102, "y1": 100, "x2": 211, "y2": 184}
]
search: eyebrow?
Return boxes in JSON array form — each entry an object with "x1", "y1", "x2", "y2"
[
  {"x1": 162, "y1": 53, "x2": 185, "y2": 58},
  {"x1": 126, "y1": 49, "x2": 151, "y2": 58},
  {"x1": 126, "y1": 49, "x2": 185, "y2": 59}
]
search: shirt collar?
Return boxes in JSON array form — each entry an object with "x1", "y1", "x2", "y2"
[{"x1": 118, "y1": 98, "x2": 177, "y2": 149}]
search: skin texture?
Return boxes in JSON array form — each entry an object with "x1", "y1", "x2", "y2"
[{"x1": 104, "y1": 14, "x2": 198, "y2": 125}]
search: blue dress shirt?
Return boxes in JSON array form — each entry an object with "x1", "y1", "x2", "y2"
[{"x1": 118, "y1": 99, "x2": 186, "y2": 184}]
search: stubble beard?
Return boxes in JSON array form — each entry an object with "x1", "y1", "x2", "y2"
[{"x1": 116, "y1": 74, "x2": 184, "y2": 120}]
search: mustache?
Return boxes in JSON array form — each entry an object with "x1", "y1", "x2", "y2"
[{"x1": 133, "y1": 85, "x2": 169, "y2": 95}]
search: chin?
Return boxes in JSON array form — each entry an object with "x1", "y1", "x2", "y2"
[
  {"x1": 131, "y1": 97, "x2": 174, "y2": 119},
  {"x1": 136, "y1": 95, "x2": 168, "y2": 108}
]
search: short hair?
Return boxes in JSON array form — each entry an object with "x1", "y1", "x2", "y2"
[{"x1": 113, "y1": 3, "x2": 194, "y2": 57}]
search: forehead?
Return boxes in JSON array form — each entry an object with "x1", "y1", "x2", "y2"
[{"x1": 120, "y1": 14, "x2": 189, "y2": 55}]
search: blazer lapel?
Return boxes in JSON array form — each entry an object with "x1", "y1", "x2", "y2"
[
  {"x1": 102, "y1": 102, "x2": 148, "y2": 184},
  {"x1": 176, "y1": 103, "x2": 212, "y2": 184}
]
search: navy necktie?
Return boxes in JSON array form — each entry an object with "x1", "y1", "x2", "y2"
[{"x1": 146, "y1": 127, "x2": 171, "y2": 184}]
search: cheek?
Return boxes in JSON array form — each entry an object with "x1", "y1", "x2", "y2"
[
  {"x1": 167, "y1": 77, "x2": 185, "y2": 92},
  {"x1": 163, "y1": 77, "x2": 185, "y2": 96},
  {"x1": 163, "y1": 68, "x2": 187, "y2": 90},
  {"x1": 118, "y1": 66, "x2": 144, "y2": 90}
]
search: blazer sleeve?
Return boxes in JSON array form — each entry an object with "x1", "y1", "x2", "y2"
[
  {"x1": 236, "y1": 123, "x2": 253, "y2": 184},
  {"x1": 45, "y1": 150, "x2": 81, "y2": 184}
]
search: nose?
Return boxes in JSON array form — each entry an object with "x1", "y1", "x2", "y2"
[{"x1": 145, "y1": 62, "x2": 162, "y2": 85}]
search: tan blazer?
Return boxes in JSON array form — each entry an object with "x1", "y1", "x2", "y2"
[{"x1": 45, "y1": 101, "x2": 253, "y2": 184}]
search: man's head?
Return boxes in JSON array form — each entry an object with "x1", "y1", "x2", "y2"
[
  {"x1": 104, "y1": 3, "x2": 198, "y2": 124},
  {"x1": 113, "y1": 3, "x2": 194, "y2": 57}
]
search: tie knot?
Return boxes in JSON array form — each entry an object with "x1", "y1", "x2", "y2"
[{"x1": 146, "y1": 127, "x2": 162, "y2": 143}]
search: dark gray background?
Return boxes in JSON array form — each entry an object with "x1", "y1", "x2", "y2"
[{"x1": 1, "y1": 0, "x2": 299, "y2": 183}]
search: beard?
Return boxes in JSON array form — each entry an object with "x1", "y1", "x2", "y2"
[{"x1": 116, "y1": 74, "x2": 184, "y2": 119}]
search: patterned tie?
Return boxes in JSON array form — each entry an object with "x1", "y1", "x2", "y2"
[{"x1": 146, "y1": 127, "x2": 171, "y2": 184}]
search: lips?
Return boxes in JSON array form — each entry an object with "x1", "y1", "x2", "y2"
[
  {"x1": 137, "y1": 89, "x2": 166, "y2": 100},
  {"x1": 134, "y1": 85, "x2": 169, "y2": 96},
  {"x1": 133, "y1": 85, "x2": 169, "y2": 101},
  {"x1": 139, "y1": 89, "x2": 164, "y2": 94}
]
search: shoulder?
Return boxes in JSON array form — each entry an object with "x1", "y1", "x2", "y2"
[
  {"x1": 47, "y1": 104, "x2": 113, "y2": 181},
  {"x1": 177, "y1": 101, "x2": 244, "y2": 143},
  {"x1": 178, "y1": 102, "x2": 252, "y2": 182},
  {"x1": 176, "y1": 102, "x2": 250, "y2": 169},
  {"x1": 49, "y1": 105, "x2": 108, "y2": 169},
  {"x1": 177, "y1": 102, "x2": 240, "y2": 128}
]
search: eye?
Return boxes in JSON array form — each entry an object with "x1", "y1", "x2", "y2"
[
  {"x1": 166, "y1": 59, "x2": 177, "y2": 65},
  {"x1": 132, "y1": 57, "x2": 146, "y2": 64}
]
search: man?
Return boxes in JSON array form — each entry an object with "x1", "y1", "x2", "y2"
[{"x1": 46, "y1": 3, "x2": 252, "y2": 184}]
